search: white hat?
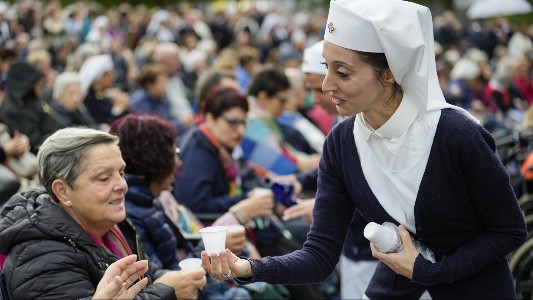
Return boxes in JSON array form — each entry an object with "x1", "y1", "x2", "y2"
[
  {"x1": 53, "y1": 72, "x2": 81, "y2": 100},
  {"x1": 302, "y1": 40, "x2": 326, "y2": 75},
  {"x1": 324, "y1": 0, "x2": 477, "y2": 121},
  {"x1": 450, "y1": 59, "x2": 480, "y2": 80},
  {"x1": 0, "y1": 2, "x2": 7, "y2": 14},
  {"x1": 78, "y1": 54, "x2": 114, "y2": 97}
]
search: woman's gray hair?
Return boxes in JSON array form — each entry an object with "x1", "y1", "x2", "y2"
[
  {"x1": 53, "y1": 71, "x2": 80, "y2": 100},
  {"x1": 37, "y1": 127, "x2": 119, "y2": 201}
]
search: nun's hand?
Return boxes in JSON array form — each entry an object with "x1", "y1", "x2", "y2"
[
  {"x1": 201, "y1": 249, "x2": 253, "y2": 282},
  {"x1": 370, "y1": 225, "x2": 419, "y2": 279}
]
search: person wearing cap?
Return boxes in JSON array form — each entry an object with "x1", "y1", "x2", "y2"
[
  {"x1": 51, "y1": 71, "x2": 96, "y2": 128},
  {"x1": 281, "y1": 39, "x2": 378, "y2": 299},
  {"x1": 79, "y1": 54, "x2": 129, "y2": 127},
  {"x1": 201, "y1": 0, "x2": 526, "y2": 298}
]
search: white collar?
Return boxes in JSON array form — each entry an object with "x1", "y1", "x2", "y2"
[{"x1": 357, "y1": 96, "x2": 419, "y2": 141}]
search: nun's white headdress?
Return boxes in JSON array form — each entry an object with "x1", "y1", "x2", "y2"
[
  {"x1": 302, "y1": 40, "x2": 326, "y2": 76},
  {"x1": 324, "y1": 0, "x2": 476, "y2": 121},
  {"x1": 78, "y1": 54, "x2": 114, "y2": 97}
]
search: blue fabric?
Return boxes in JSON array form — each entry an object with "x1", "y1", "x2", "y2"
[
  {"x1": 129, "y1": 90, "x2": 184, "y2": 130},
  {"x1": 174, "y1": 128, "x2": 246, "y2": 213},
  {"x1": 174, "y1": 127, "x2": 284, "y2": 245},
  {"x1": 125, "y1": 176, "x2": 181, "y2": 270},
  {"x1": 242, "y1": 118, "x2": 298, "y2": 176},
  {"x1": 234, "y1": 65, "x2": 252, "y2": 93},
  {"x1": 295, "y1": 169, "x2": 318, "y2": 192},
  {"x1": 245, "y1": 109, "x2": 526, "y2": 298},
  {"x1": 83, "y1": 89, "x2": 117, "y2": 125},
  {"x1": 278, "y1": 123, "x2": 316, "y2": 155}
]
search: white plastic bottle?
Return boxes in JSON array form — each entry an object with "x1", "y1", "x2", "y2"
[
  {"x1": 364, "y1": 222, "x2": 403, "y2": 253},
  {"x1": 364, "y1": 221, "x2": 436, "y2": 263}
]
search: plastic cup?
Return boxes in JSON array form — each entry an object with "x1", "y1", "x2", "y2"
[
  {"x1": 199, "y1": 226, "x2": 227, "y2": 255},
  {"x1": 179, "y1": 258, "x2": 203, "y2": 270},
  {"x1": 226, "y1": 224, "x2": 246, "y2": 234},
  {"x1": 253, "y1": 188, "x2": 273, "y2": 197}
]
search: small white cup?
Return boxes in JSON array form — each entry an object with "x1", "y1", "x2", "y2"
[
  {"x1": 226, "y1": 224, "x2": 246, "y2": 234},
  {"x1": 199, "y1": 226, "x2": 227, "y2": 255},
  {"x1": 179, "y1": 258, "x2": 203, "y2": 271},
  {"x1": 253, "y1": 188, "x2": 273, "y2": 197}
]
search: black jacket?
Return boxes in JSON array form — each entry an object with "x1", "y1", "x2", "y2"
[
  {"x1": 0, "y1": 60, "x2": 63, "y2": 153},
  {"x1": 0, "y1": 188, "x2": 176, "y2": 299}
]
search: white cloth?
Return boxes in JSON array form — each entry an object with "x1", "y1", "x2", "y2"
[
  {"x1": 78, "y1": 54, "x2": 113, "y2": 97},
  {"x1": 166, "y1": 76, "x2": 193, "y2": 120},
  {"x1": 353, "y1": 96, "x2": 439, "y2": 233},
  {"x1": 302, "y1": 40, "x2": 326, "y2": 75},
  {"x1": 323, "y1": 0, "x2": 476, "y2": 123},
  {"x1": 340, "y1": 255, "x2": 378, "y2": 299}
]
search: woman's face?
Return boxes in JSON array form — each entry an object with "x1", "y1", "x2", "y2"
[
  {"x1": 98, "y1": 70, "x2": 115, "y2": 90},
  {"x1": 58, "y1": 82, "x2": 83, "y2": 111},
  {"x1": 259, "y1": 89, "x2": 290, "y2": 119},
  {"x1": 207, "y1": 107, "x2": 248, "y2": 149},
  {"x1": 321, "y1": 41, "x2": 389, "y2": 117},
  {"x1": 65, "y1": 143, "x2": 127, "y2": 234},
  {"x1": 305, "y1": 73, "x2": 337, "y2": 115},
  {"x1": 147, "y1": 74, "x2": 168, "y2": 99}
]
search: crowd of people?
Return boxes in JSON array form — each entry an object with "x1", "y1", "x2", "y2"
[{"x1": 0, "y1": 0, "x2": 531, "y2": 298}]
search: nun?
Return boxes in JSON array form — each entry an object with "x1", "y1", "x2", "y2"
[
  {"x1": 79, "y1": 54, "x2": 129, "y2": 127},
  {"x1": 201, "y1": 0, "x2": 527, "y2": 298}
]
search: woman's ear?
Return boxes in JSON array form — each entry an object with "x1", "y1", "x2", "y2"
[
  {"x1": 204, "y1": 112, "x2": 215, "y2": 125},
  {"x1": 256, "y1": 91, "x2": 269, "y2": 105},
  {"x1": 384, "y1": 69, "x2": 395, "y2": 84},
  {"x1": 51, "y1": 179, "x2": 72, "y2": 206}
]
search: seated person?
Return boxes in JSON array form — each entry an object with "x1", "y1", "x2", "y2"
[
  {"x1": 174, "y1": 87, "x2": 323, "y2": 299},
  {"x1": 0, "y1": 127, "x2": 206, "y2": 299},
  {"x1": 110, "y1": 114, "x2": 251, "y2": 300},
  {"x1": 51, "y1": 71, "x2": 97, "y2": 128},
  {"x1": 79, "y1": 54, "x2": 129, "y2": 129},
  {"x1": 244, "y1": 68, "x2": 320, "y2": 176}
]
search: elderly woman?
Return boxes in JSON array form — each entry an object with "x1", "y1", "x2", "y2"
[
  {"x1": 110, "y1": 114, "x2": 251, "y2": 300},
  {"x1": 51, "y1": 71, "x2": 96, "y2": 127},
  {"x1": 0, "y1": 127, "x2": 206, "y2": 299}
]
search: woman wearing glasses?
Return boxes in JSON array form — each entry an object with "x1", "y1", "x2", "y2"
[{"x1": 174, "y1": 86, "x2": 323, "y2": 299}]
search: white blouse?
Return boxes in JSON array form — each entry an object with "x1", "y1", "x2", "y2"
[{"x1": 353, "y1": 97, "x2": 440, "y2": 233}]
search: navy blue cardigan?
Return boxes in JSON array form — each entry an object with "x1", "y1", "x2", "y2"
[
  {"x1": 246, "y1": 109, "x2": 527, "y2": 299},
  {"x1": 173, "y1": 128, "x2": 246, "y2": 213}
]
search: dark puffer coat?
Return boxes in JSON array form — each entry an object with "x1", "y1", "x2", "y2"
[
  {"x1": 0, "y1": 60, "x2": 63, "y2": 153},
  {"x1": 0, "y1": 188, "x2": 176, "y2": 299}
]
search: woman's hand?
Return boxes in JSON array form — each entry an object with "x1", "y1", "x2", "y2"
[
  {"x1": 201, "y1": 249, "x2": 253, "y2": 282},
  {"x1": 93, "y1": 254, "x2": 149, "y2": 300},
  {"x1": 233, "y1": 189, "x2": 274, "y2": 221},
  {"x1": 154, "y1": 268, "x2": 206, "y2": 300},
  {"x1": 270, "y1": 175, "x2": 302, "y2": 196},
  {"x1": 369, "y1": 225, "x2": 419, "y2": 279},
  {"x1": 226, "y1": 231, "x2": 246, "y2": 256},
  {"x1": 3, "y1": 131, "x2": 30, "y2": 157},
  {"x1": 282, "y1": 198, "x2": 315, "y2": 224}
]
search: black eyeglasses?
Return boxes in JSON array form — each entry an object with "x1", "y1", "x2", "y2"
[{"x1": 222, "y1": 116, "x2": 249, "y2": 128}]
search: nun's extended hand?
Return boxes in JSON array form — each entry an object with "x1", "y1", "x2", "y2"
[
  {"x1": 201, "y1": 249, "x2": 253, "y2": 282},
  {"x1": 370, "y1": 225, "x2": 419, "y2": 279}
]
